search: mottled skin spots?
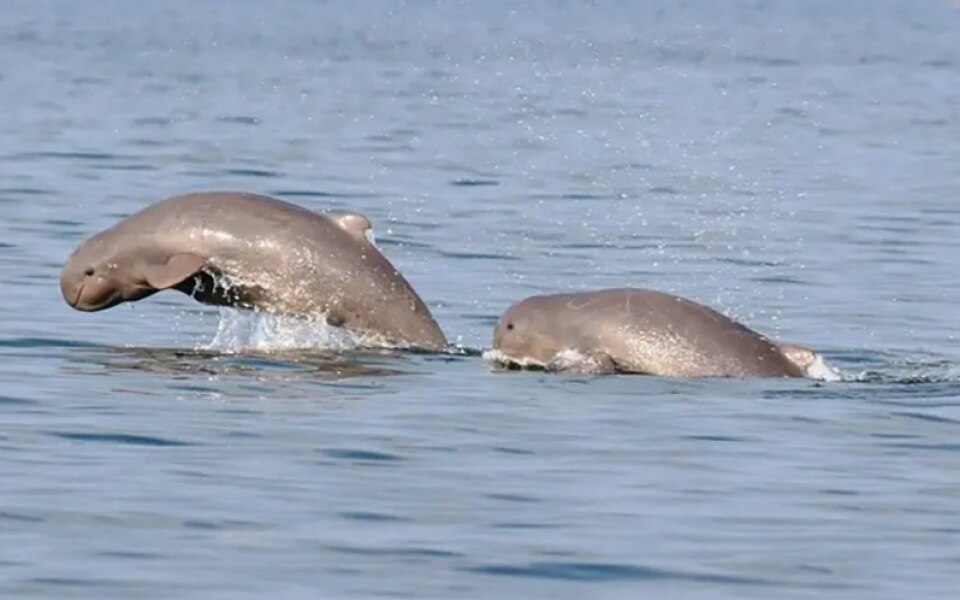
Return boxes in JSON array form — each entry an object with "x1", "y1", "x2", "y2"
[
  {"x1": 60, "y1": 191, "x2": 447, "y2": 350},
  {"x1": 493, "y1": 288, "x2": 809, "y2": 378}
]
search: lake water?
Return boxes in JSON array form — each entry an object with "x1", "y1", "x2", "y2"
[{"x1": 2, "y1": 1, "x2": 959, "y2": 598}]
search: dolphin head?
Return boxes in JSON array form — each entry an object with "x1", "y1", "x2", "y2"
[
  {"x1": 492, "y1": 296, "x2": 570, "y2": 366},
  {"x1": 60, "y1": 230, "x2": 161, "y2": 311}
]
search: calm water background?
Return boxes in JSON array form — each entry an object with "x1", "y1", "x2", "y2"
[{"x1": 2, "y1": 1, "x2": 960, "y2": 598}]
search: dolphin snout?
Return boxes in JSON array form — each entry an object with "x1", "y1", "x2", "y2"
[
  {"x1": 61, "y1": 277, "x2": 83, "y2": 308},
  {"x1": 492, "y1": 319, "x2": 506, "y2": 349},
  {"x1": 60, "y1": 260, "x2": 90, "y2": 309}
]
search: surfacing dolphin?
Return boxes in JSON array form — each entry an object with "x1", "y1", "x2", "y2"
[
  {"x1": 492, "y1": 288, "x2": 818, "y2": 378},
  {"x1": 60, "y1": 191, "x2": 447, "y2": 350}
]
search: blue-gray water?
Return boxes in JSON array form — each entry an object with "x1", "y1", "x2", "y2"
[{"x1": 2, "y1": 1, "x2": 960, "y2": 598}]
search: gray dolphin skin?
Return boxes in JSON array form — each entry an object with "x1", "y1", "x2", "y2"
[
  {"x1": 493, "y1": 288, "x2": 815, "y2": 378},
  {"x1": 60, "y1": 191, "x2": 448, "y2": 350}
]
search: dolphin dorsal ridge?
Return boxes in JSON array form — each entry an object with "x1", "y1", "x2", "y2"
[{"x1": 329, "y1": 212, "x2": 373, "y2": 242}]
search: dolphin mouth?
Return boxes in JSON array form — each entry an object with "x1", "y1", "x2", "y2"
[
  {"x1": 65, "y1": 282, "x2": 111, "y2": 311},
  {"x1": 65, "y1": 283, "x2": 84, "y2": 308}
]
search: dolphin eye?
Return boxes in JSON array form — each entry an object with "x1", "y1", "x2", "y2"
[
  {"x1": 84, "y1": 268, "x2": 95, "y2": 277},
  {"x1": 506, "y1": 323, "x2": 514, "y2": 330}
]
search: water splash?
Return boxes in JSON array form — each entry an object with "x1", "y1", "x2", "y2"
[
  {"x1": 203, "y1": 308, "x2": 370, "y2": 353},
  {"x1": 846, "y1": 358, "x2": 960, "y2": 385},
  {"x1": 483, "y1": 348, "x2": 547, "y2": 370},
  {"x1": 805, "y1": 353, "x2": 842, "y2": 382}
]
